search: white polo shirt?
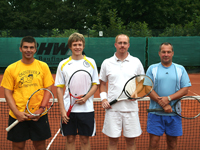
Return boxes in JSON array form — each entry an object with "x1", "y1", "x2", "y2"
[
  {"x1": 55, "y1": 55, "x2": 99, "y2": 112},
  {"x1": 99, "y1": 53, "x2": 145, "y2": 112}
]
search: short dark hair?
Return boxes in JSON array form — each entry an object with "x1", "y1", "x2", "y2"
[
  {"x1": 159, "y1": 42, "x2": 173, "y2": 51},
  {"x1": 20, "y1": 36, "x2": 37, "y2": 48}
]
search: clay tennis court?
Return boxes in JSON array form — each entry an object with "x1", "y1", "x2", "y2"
[{"x1": 0, "y1": 73, "x2": 200, "y2": 150}]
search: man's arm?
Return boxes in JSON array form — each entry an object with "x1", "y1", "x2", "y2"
[
  {"x1": 158, "y1": 87, "x2": 189, "y2": 107},
  {"x1": 148, "y1": 90, "x2": 160, "y2": 103},
  {"x1": 40, "y1": 86, "x2": 52, "y2": 107},
  {"x1": 149, "y1": 87, "x2": 189, "y2": 113},
  {"x1": 148, "y1": 89, "x2": 172, "y2": 112},
  {"x1": 76, "y1": 84, "x2": 98, "y2": 104},
  {"x1": 4, "y1": 88, "x2": 30, "y2": 121},
  {"x1": 29, "y1": 85, "x2": 53, "y2": 121},
  {"x1": 99, "y1": 80, "x2": 111, "y2": 109},
  {"x1": 56, "y1": 87, "x2": 68, "y2": 123}
]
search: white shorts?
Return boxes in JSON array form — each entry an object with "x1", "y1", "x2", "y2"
[{"x1": 102, "y1": 111, "x2": 142, "y2": 138}]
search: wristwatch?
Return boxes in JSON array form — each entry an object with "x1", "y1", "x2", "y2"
[{"x1": 167, "y1": 96, "x2": 172, "y2": 102}]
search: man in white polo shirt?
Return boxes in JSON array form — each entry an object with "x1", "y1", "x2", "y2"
[{"x1": 99, "y1": 34, "x2": 145, "y2": 150}]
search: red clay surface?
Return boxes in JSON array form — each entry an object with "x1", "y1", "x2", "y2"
[{"x1": 0, "y1": 73, "x2": 200, "y2": 150}]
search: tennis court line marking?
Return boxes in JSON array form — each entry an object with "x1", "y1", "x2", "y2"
[{"x1": 188, "y1": 90, "x2": 200, "y2": 96}]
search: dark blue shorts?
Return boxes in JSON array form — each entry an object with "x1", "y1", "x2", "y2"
[
  {"x1": 61, "y1": 112, "x2": 96, "y2": 137},
  {"x1": 147, "y1": 113, "x2": 182, "y2": 136},
  {"x1": 7, "y1": 115, "x2": 51, "y2": 142}
]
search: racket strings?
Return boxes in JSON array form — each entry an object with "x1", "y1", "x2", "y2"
[
  {"x1": 125, "y1": 78, "x2": 136, "y2": 97},
  {"x1": 26, "y1": 88, "x2": 55, "y2": 116},
  {"x1": 69, "y1": 71, "x2": 92, "y2": 97},
  {"x1": 27, "y1": 93, "x2": 41, "y2": 114},
  {"x1": 124, "y1": 75, "x2": 153, "y2": 99},
  {"x1": 176, "y1": 97, "x2": 200, "y2": 118},
  {"x1": 68, "y1": 70, "x2": 92, "y2": 104}
]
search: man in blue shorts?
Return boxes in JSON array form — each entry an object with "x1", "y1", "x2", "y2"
[{"x1": 146, "y1": 42, "x2": 191, "y2": 150}]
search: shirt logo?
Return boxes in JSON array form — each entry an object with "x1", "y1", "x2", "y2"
[
  {"x1": 83, "y1": 60, "x2": 90, "y2": 68},
  {"x1": 18, "y1": 70, "x2": 40, "y2": 88}
]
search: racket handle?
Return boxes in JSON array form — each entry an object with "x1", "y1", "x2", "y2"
[
  {"x1": 46, "y1": 128, "x2": 61, "y2": 150},
  {"x1": 67, "y1": 106, "x2": 73, "y2": 117},
  {"x1": 147, "y1": 109, "x2": 163, "y2": 112},
  {"x1": 109, "y1": 99, "x2": 118, "y2": 105},
  {"x1": 6, "y1": 120, "x2": 19, "y2": 132}
]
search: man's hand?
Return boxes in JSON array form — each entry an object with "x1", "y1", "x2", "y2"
[
  {"x1": 15, "y1": 111, "x2": 30, "y2": 122},
  {"x1": 163, "y1": 105, "x2": 172, "y2": 113},
  {"x1": 61, "y1": 109, "x2": 69, "y2": 124},
  {"x1": 102, "y1": 99, "x2": 111, "y2": 109},
  {"x1": 75, "y1": 95, "x2": 87, "y2": 105},
  {"x1": 157, "y1": 96, "x2": 170, "y2": 107}
]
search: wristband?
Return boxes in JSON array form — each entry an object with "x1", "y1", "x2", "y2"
[
  {"x1": 167, "y1": 96, "x2": 172, "y2": 102},
  {"x1": 39, "y1": 106, "x2": 46, "y2": 110},
  {"x1": 100, "y1": 92, "x2": 107, "y2": 101}
]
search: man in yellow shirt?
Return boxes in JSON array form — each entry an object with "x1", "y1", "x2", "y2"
[{"x1": 1, "y1": 36, "x2": 54, "y2": 150}]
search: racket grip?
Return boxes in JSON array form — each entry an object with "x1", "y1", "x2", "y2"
[
  {"x1": 147, "y1": 109, "x2": 162, "y2": 112},
  {"x1": 6, "y1": 120, "x2": 19, "y2": 132},
  {"x1": 109, "y1": 99, "x2": 118, "y2": 105}
]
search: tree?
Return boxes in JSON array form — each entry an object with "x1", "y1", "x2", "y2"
[{"x1": 1, "y1": 0, "x2": 200, "y2": 35}]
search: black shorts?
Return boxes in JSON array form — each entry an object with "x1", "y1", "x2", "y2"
[
  {"x1": 7, "y1": 115, "x2": 51, "y2": 142},
  {"x1": 61, "y1": 112, "x2": 96, "y2": 137}
]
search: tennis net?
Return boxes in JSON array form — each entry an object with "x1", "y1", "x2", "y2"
[{"x1": 0, "y1": 97, "x2": 200, "y2": 150}]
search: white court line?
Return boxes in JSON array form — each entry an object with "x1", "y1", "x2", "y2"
[
  {"x1": 190, "y1": 83, "x2": 200, "y2": 84},
  {"x1": 188, "y1": 89, "x2": 200, "y2": 96}
]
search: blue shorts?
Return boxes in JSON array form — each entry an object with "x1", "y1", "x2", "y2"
[
  {"x1": 147, "y1": 113, "x2": 182, "y2": 136},
  {"x1": 61, "y1": 112, "x2": 96, "y2": 137}
]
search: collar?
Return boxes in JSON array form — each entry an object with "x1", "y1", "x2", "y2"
[
  {"x1": 159, "y1": 62, "x2": 174, "y2": 68},
  {"x1": 114, "y1": 52, "x2": 130, "y2": 62}
]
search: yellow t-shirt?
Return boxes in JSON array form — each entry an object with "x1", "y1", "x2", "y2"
[{"x1": 1, "y1": 59, "x2": 54, "y2": 119}]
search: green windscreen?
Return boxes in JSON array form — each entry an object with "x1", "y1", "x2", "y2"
[
  {"x1": 148, "y1": 37, "x2": 200, "y2": 66},
  {"x1": 0, "y1": 37, "x2": 146, "y2": 68},
  {"x1": 1, "y1": 37, "x2": 199, "y2": 68},
  {"x1": 84, "y1": 37, "x2": 146, "y2": 67}
]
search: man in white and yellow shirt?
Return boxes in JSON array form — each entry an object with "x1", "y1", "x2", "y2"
[{"x1": 55, "y1": 33, "x2": 99, "y2": 150}]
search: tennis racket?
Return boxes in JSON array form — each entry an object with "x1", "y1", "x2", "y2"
[
  {"x1": 147, "y1": 96, "x2": 200, "y2": 119},
  {"x1": 67, "y1": 69, "x2": 92, "y2": 117},
  {"x1": 109, "y1": 74, "x2": 154, "y2": 105},
  {"x1": 47, "y1": 70, "x2": 92, "y2": 149},
  {"x1": 6, "y1": 88, "x2": 55, "y2": 132}
]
